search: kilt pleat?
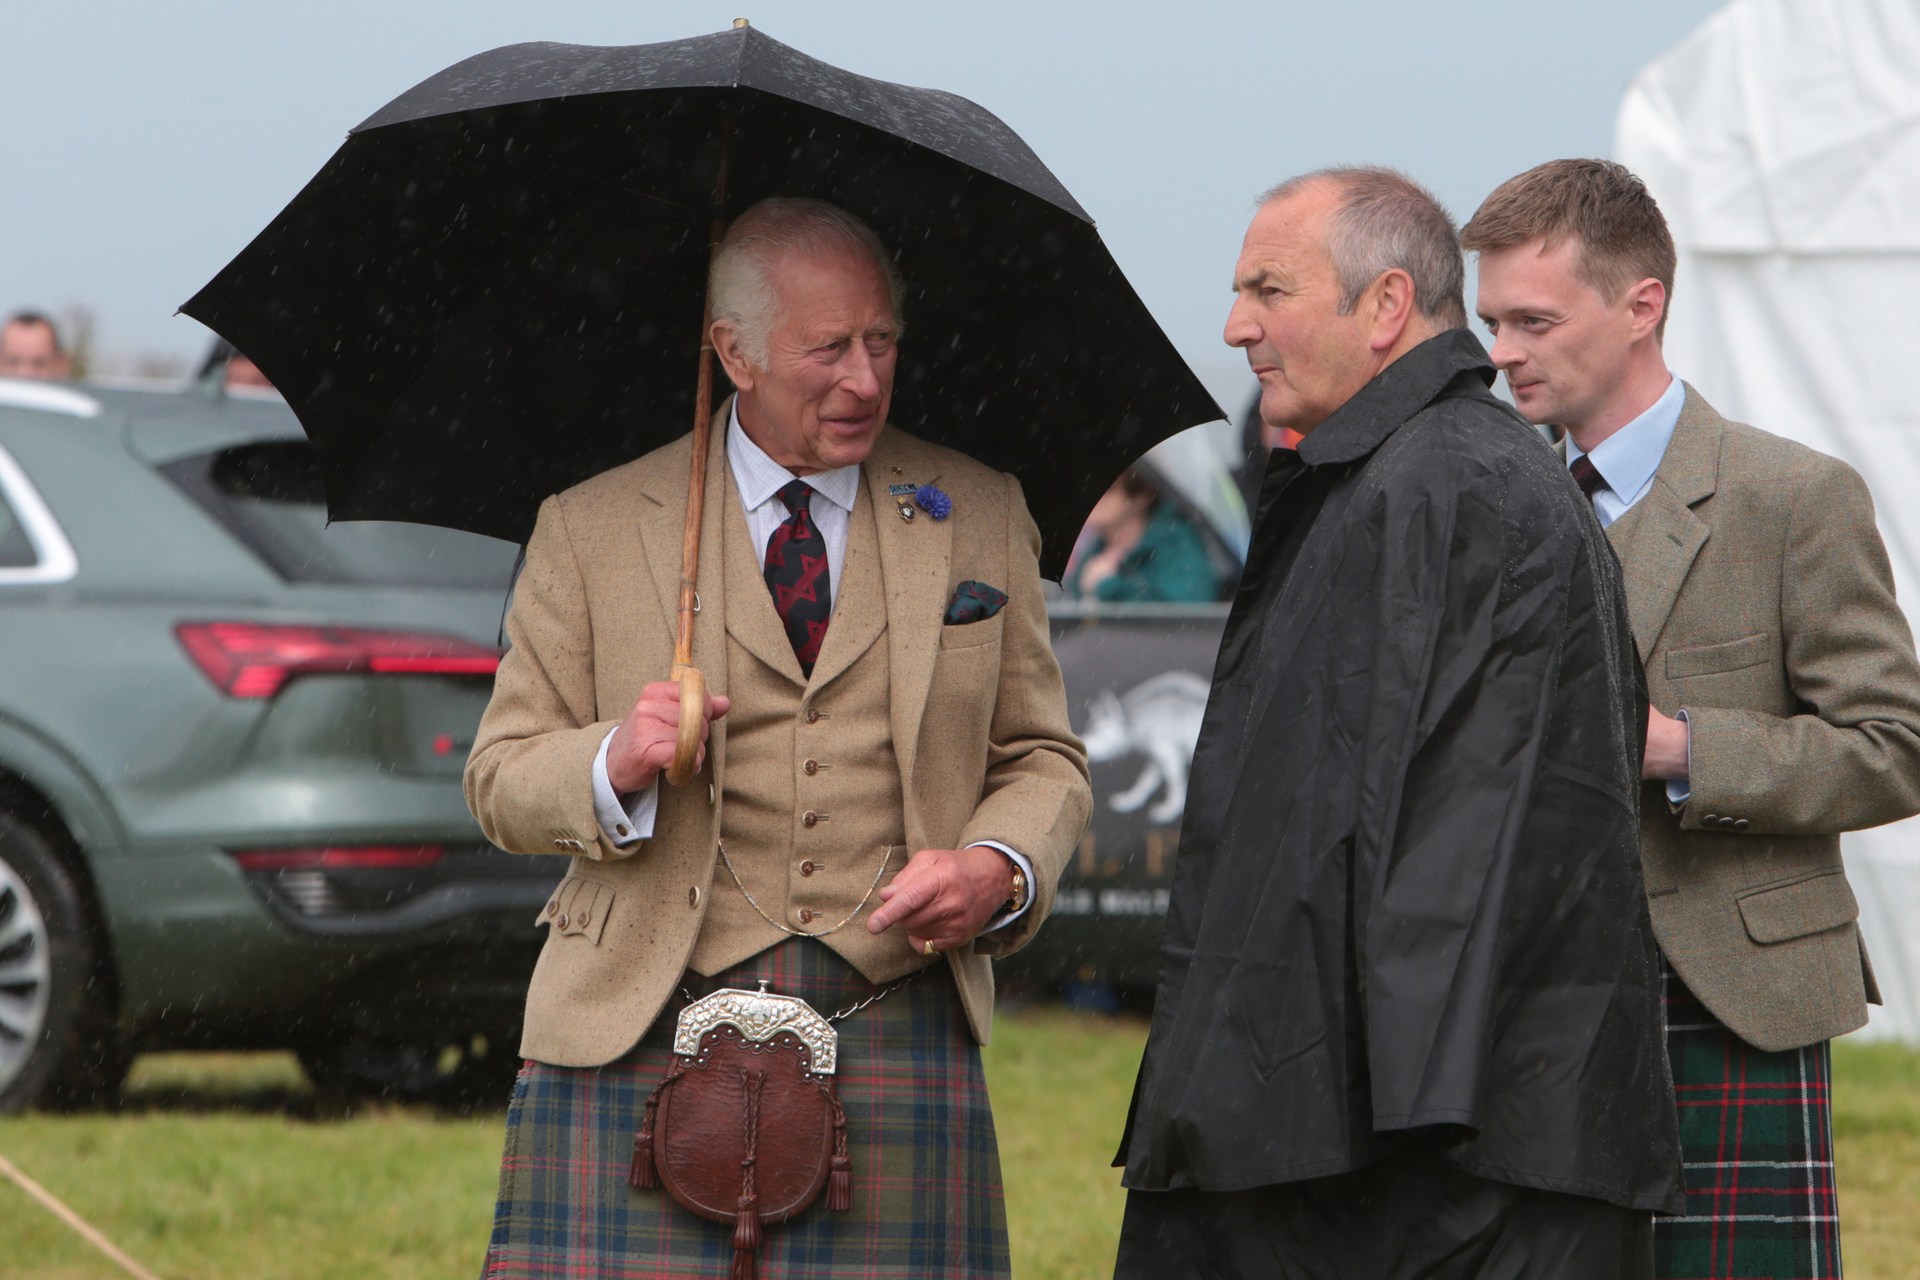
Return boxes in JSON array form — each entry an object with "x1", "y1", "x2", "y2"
[
  {"x1": 1653, "y1": 963, "x2": 1842, "y2": 1280},
  {"x1": 481, "y1": 939, "x2": 1009, "y2": 1280}
]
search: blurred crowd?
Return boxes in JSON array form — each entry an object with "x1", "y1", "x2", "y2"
[{"x1": 1, "y1": 307, "x2": 270, "y2": 391}]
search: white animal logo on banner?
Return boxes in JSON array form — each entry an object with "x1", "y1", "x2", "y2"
[{"x1": 1080, "y1": 671, "x2": 1211, "y2": 823}]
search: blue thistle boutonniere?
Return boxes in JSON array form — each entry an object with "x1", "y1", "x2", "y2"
[{"x1": 914, "y1": 484, "x2": 952, "y2": 520}]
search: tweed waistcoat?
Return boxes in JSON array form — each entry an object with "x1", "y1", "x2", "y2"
[{"x1": 687, "y1": 466, "x2": 921, "y2": 982}]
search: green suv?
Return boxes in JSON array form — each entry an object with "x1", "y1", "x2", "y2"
[{"x1": 0, "y1": 377, "x2": 552, "y2": 1110}]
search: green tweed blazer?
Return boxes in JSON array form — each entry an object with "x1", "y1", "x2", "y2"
[{"x1": 1608, "y1": 385, "x2": 1920, "y2": 1051}]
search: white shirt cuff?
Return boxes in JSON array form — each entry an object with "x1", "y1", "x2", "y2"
[
  {"x1": 968, "y1": 840, "x2": 1035, "y2": 931},
  {"x1": 593, "y1": 728, "x2": 658, "y2": 846},
  {"x1": 1665, "y1": 708, "x2": 1692, "y2": 807}
]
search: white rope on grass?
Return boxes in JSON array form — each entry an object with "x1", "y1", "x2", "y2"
[{"x1": 0, "y1": 1150, "x2": 165, "y2": 1280}]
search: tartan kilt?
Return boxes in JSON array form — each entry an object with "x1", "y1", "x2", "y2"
[
  {"x1": 481, "y1": 938, "x2": 1010, "y2": 1280},
  {"x1": 1654, "y1": 964, "x2": 1842, "y2": 1280}
]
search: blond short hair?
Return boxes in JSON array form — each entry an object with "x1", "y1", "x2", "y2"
[{"x1": 1461, "y1": 159, "x2": 1676, "y2": 339}]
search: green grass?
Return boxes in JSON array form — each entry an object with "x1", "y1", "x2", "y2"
[
  {"x1": 0, "y1": 1017, "x2": 1913, "y2": 1279},
  {"x1": 1829, "y1": 1038, "x2": 1920, "y2": 1280}
]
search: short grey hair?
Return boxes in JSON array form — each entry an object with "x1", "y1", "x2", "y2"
[
  {"x1": 1261, "y1": 167, "x2": 1468, "y2": 330},
  {"x1": 708, "y1": 198, "x2": 905, "y2": 369}
]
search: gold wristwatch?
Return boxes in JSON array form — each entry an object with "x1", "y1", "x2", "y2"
[{"x1": 1006, "y1": 864, "x2": 1028, "y2": 915}]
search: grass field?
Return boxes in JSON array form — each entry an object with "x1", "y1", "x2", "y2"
[{"x1": 1, "y1": 1011, "x2": 1915, "y2": 1279}]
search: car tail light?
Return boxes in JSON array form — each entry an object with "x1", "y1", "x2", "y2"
[
  {"x1": 176, "y1": 622, "x2": 501, "y2": 698},
  {"x1": 230, "y1": 845, "x2": 446, "y2": 872}
]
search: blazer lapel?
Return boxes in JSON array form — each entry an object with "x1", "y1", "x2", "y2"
[
  {"x1": 867, "y1": 431, "x2": 951, "y2": 793},
  {"x1": 806, "y1": 485, "x2": 885, "y2": 689},
  {"x1": 1610, "y1": 384, "x2": 1719, "y2": 664}
]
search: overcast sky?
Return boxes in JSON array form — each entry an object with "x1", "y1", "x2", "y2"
[{"x1": 2, "y1": 0, "x2": 1725, "y2": 410}]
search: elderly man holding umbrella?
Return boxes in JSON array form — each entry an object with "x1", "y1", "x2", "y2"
[
  {"x1": 464, "y1": 194, "x2": 1090, "y2": 1277},
  {"x1": 184, "y1": 26, "x2": 1224, "y2": 1278}
]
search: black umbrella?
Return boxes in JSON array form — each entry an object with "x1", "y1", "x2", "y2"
[{"x1": 183, "y1": 24, "x2": 1218, "y2": 570}]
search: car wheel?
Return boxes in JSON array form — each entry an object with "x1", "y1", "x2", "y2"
[
  {"x1": 299, "y1": 1028, "x2": 522, "y2": 1110},
  {"x1": 0, "y1": 813, "x2": 120, "y2": 1113}
]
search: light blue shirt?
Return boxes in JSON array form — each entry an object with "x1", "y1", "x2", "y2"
[
  {"x1": 1564, "y1": 375, "x2": 1684, "y2": 529},
  {"x1": 1565, "y1": 375, "x2": 1692, "y2": 802}
]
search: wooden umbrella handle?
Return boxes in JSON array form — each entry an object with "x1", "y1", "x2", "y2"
[
  {"x1": 665, "y1": 119, "x2": 730, "y2": 790},
  {"x1": 666, "y1": 661, "x2": 708, "y2": 787}
]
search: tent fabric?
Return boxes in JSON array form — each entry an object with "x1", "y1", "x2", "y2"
[{"x1": 1616, "y1": 0, "x2": 1920, "y2": 1042}]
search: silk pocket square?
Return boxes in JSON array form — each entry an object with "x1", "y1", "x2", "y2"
[{"x1": 944, "y1": 580, "x2": 1008, "y2": 625}]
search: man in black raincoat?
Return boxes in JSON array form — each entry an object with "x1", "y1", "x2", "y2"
[{"x1": 1113, "y1": 169, "x2": 1681, "y2": 1279}]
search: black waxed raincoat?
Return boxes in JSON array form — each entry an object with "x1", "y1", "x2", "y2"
[{"x1": 1116, "y1": 330, "x2": 1684, "y2": 1214}]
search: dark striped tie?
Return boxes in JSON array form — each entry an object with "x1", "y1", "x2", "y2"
[
  {"x1": 1569, "y1": 454, "x2": 1607, "y2": 504},
  {"x1": 764, "y1": 479, "x2": 831, "y2": 676}
]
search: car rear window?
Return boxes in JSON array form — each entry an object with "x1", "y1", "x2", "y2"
[
  {"x1": 162, "y1": 440, "x2": 519, "y2": 588},
  {"x1": 0, "y1": 501, "x2": 34, "y2": 568}
]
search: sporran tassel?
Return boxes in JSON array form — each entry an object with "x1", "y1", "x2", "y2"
[
  {"x1": 630, "y1": 1095, "x2": 660, "y2": 1189},
  {"x1": 732, "y1": 1196, "x2": 761, "y2": 1280},
  {"x1": 828, "y1": 1088, "x2": 852, "y2": 1211}
]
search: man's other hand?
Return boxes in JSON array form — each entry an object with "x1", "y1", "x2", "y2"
[
  {"x1": 867, "y1": 846, "x2": 1016, "y2": 955},
  {"x1": 1644, "y1": 706, "x2": 1689, "y2": 781},
  {"x1": 607, "y1": 681, "x2": 731, "y2": 793}
]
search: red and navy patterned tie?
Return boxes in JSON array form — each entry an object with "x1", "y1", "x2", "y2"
[{"x1": 764, "y1": 479, "x2": 832, "y2": 676}]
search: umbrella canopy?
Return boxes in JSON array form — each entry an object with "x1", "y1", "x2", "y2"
[{"x1": 183, "y1": 25, "x2": 1221, "y2": 578}]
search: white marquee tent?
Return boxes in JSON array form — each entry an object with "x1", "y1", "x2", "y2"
[{"x1": 1617, "y1": 0, "x2": 1920, "y2": 1040}]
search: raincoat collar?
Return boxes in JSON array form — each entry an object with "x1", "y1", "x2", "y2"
[{"x1": 1295, "y1": 328, "x2": 1495, "y2": 468}]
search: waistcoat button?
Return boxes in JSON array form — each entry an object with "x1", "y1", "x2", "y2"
[
  {"x1": 688, "y1": 885, "x2": 701, "y2": 908},
  {"x1": 804, "y1": 759, "x2": 819, "y2": 775},
  {"x1": 800, "y1": 860, "x2": 816, "y2": 876},
  {"x1": 803, "y1": 811, "x2": 820, "y2": 828},
  {"x1": 805, "y1": 707, "x2": 821, "y2": 724},
  {"x1": 798, "y1": 908, "x2": 815, "y2": 924}
]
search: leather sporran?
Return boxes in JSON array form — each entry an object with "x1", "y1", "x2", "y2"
[{"x1": 630, "y1": 984, "x2": 850, "y2": 1280}]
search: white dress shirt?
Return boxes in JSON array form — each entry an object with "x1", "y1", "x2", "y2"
[{"x1": 589, "y1": 404, "x2": 1033, "y2": 925}]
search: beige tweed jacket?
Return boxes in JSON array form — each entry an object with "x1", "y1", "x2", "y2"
[
  {"x1": 1608, "y1": 385, "x2": 1920, "y2": 1051},
  {"x1": 465, "y1": 407, "x2": 1091, "y2": 1065}
]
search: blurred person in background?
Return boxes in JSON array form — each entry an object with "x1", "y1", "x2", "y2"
[
  {"x1": 196, "y1": 337, "x2": 276, "y2": 392},
  {"x1": 0, "y1": 311, "x2": 71, "y2": 380},
  {"x1": 1063, "y1": 466, "x2": 1219, "y2": 603}
]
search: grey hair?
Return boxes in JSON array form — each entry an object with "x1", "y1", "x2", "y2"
[
  {"x1": 1261, "y1": 167, "x2": 1468, "y2": 330},
  {"x1": 708, "y1": 198, "x2": 905, "y2": 369}
]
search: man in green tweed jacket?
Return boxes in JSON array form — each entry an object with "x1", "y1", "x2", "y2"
[{"x1": 1468, "y1": 158, "x2": 1920, "y2": 1280}]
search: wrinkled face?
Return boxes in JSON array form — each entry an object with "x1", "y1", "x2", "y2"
[
  {"x1": 0, "y1": 321, "x2": 69, "y2": 381},
  {"x1": 726, "y1": 249, "x2": 899, "y2": 475},
  {"x1": 1224, "y1": 187, "x2": 1376, "y2": 438},
  {"x1": 1474, "y1": 236, "x2": 1638, "y2": 438}
]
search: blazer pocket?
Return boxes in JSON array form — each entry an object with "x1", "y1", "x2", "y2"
[
  {"x1": 536, "y1": 875, "x2": 614, "y2": 946},
  {"x1": 1736, "y1": 869, "x2": 1858, "y2": 945},
  {"x1": 938, "y1": 613, "x2": 1004, "y2": 651},
  {"x1": 1666, "y1": 632, "x2": 1773, "y2": 680}
]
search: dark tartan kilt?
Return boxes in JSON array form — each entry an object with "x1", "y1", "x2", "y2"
[
  {"x1": 1655, "y1": 964, "x2": 1842, "y2": 1280},
  {"x1": 481, "y1": 938, "x2": 1009, "y2": 1280}
]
